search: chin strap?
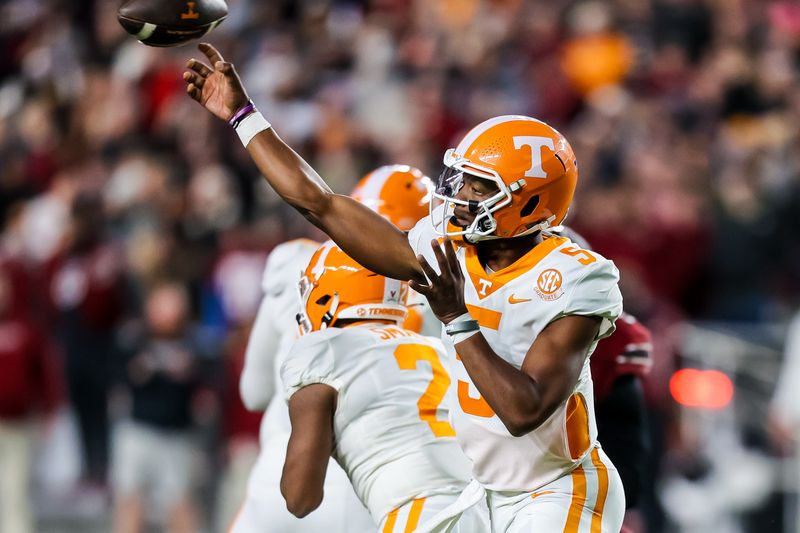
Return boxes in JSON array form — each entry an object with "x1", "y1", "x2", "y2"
[
  {"x1": 464, "y1": 214, "x2": 556, "y2": 243},
  {"x1": 517, "y1": 214, "x2": 556, "y2": 238},
  {"x1": 321, "y1": 292, "x2": 340, "y2": 330}
]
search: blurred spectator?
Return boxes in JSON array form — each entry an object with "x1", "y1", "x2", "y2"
[
  {"x1": 214, "y1": 323, "x2": 261, "y2": 532},
  {"x1": 0, "y1": 263, "x2": 62, "y2": 533},
  {"x1": 111, "y1": 282, "x2": 213, "y2": 533},
  {"x1": 561, "y1": 1, "x2": 634, "y2": 97},
  {"x1": 46, "y1": 192, "x2": 124, "y2": 487}
]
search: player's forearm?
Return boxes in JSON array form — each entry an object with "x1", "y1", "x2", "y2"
[
  {"x1": 246, "y1": 129, "x2": 423, "y2": 282},
  {"x1": 280, "y1": 458, "x2": 325, "y2": 517},
  {"x1": 282, "y1": 385, "x2": 336, "y2": 517},
  {"x1": 456, "y1": 334, "x2": 553, "y2": 437},
  {"x1": 281, "y1": 434, "x2": 327, "y2": 516},
  {"x1": 281, "y1": 428, "x2": 329, "y2": 518},
  {"x1": 247, "y1": 128, "x2": 335, "y2": 216}
]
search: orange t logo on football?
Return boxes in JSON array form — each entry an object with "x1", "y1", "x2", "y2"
[{"x1": 181, "y1": 1, "x2": 200, "y2": 19}]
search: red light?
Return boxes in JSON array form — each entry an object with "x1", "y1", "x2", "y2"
[{"x1": 669, "y1": 369, "x2": 734, "y2": 409}]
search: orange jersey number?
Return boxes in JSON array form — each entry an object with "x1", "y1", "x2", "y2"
[
  {"x1": 455, "y1": 352, "x2": 495, "y2": 417},
  {"x1": 394, "y1": 345, "x2": 456, "y2": 438},
  {"x1": 457, "y1": 381, "x2": 495, "y2": 418},
  {"x1": 560, "y1": 246, "x2": 597, "y2": 265}
]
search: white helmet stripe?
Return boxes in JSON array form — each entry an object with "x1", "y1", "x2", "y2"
[
  {"x1": 357, "y1": 165, "x2": 412, "y2": 208},
  {"x1": 310, "y1": 240, "x2": 337, "y2": 278},
  {"x1": 455, "y1": 115, "x2": 544, "y2": 156}
]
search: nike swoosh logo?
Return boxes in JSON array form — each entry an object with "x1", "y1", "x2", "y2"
[{"x1": 508, "y1": 295, "x2": 532, "y2": 304}]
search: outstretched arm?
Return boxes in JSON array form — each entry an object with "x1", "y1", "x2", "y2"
[{"x1": 183, "y1": 43, "x2": 422, "y2": 282}]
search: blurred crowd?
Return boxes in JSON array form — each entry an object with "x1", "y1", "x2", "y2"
[{"x1": 2, "y1": 0, "x2": 800, "y2": 532}]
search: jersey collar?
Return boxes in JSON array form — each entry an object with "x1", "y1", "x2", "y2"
[{"x1": 464, "y1": 236, "x2": 567, "y2": 299}]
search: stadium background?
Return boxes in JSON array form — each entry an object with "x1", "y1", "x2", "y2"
[{"x1": 1, "y1": 0, "x2": 799, "y2": 532}]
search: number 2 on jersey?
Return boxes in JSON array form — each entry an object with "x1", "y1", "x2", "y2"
[{"x1": 394, "y1": 345, "x2": 456, "y2": 438}]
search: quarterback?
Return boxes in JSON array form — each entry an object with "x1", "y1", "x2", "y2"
[{"x1": 185, "y1": 43, "x2": 625, "y2": 532}]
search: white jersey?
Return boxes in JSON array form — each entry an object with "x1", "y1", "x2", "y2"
[
  {"x1": 280, "y1": 324, "x2": 472, "y2": 523},
  {"x1": 240, "y1": 239, "x2": 318, "y2": 440},
  {"x1": 234, "y1": 239, "x2": 376, "y2": 533},
  {"x1": 408, "y1": 207, "x2": 623, "y2": 492}
]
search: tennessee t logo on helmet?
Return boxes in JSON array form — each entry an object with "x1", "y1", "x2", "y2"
[{"x1": 431, "y1": 115, "x2": 578, "y2": 243}]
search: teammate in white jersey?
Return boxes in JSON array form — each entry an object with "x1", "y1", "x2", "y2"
[
  {"x1": 280, "y1": 241, "x2": 478, "y2": 531},
  {"x1": 231, "y1": 238, "x2": 377, "y2": 533},
  {"x1": 232, "y1": 166, "x2": 437, "y2": 532},
  {"x1": 184, "y1": 44, "x2": 624, "y2": 531}
]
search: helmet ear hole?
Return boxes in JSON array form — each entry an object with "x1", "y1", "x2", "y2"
[
  {"x1": 316, "y1": 294, "x2": 332, "y2": 306},
  {"x1": 520, "y1": 195, "x2": 540, "y2": 218}
]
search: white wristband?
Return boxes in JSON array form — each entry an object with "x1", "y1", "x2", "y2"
[
  {"x1": 450, "y1": 328, "x2": 480, "y2": 345},
  {"x1": 445, "y1": 312, "x2": 476, "y2": 328},
  {"x1": 236, "y1": 111, "x2": 271, "y2": 147},
  {"x1": 444, "y1": 312, "x2": 480, "y2": 345}
]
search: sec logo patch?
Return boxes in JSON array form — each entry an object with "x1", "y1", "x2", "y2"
[{"x1": 535, "y1": 269, "x2": 564, "y2": 301}]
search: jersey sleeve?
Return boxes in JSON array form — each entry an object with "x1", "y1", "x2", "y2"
[
  {"x1": 280, "y1": 332, "x2": 343, "y2": 400},
  {"x1": 239, "y1": 294, "x2": 282, "y2": 411},
  {"x1": 407, "y1": 208, "x2": 447, "y2": 278},
  {"x1": 261, "y1": 239, "x2": 318, "y2": 295},
  {"x1": 407, "y1": 215, "x2": 436, "y2": 257},
  {"x1": 563, "y1": 258, "x2": 623, "y2": 340},
  {"x1": 242, "y1": 240, "x2": 318, "y2": 409}
]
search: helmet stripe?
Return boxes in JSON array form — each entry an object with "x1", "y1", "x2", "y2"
[
  {"x1": 310, "y1": 240, "x2": 337, "y2": 278},
  {"x1": 455, "y1": 115, "x2": 543, "y2": 155},
  {"x1": 357, "y1": 165, "x2": 410, "y2": 205}
]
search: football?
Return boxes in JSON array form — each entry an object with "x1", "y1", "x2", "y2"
[{"x1": 117, "y1": 0, "x2": 228, "y2": 47}]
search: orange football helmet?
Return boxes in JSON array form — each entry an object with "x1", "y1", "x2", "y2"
[
  {"x1": 296, "y1": 241, "x2": 409, "y2": 334},
  {"x1": 431, "y1": 115, "x2": 578, "y2": 243},
  {"x1": 351, "y1": 165, "x2": 433, "y2": 231}
]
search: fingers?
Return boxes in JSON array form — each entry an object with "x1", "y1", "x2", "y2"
[
  {"x1": 417, "y1": 254, "x2": 439, "y2": 283},
  {"x1": 198, "y1": 42, "x2": 224, "y2": 66},
  {"x1": 186, "y1": 83, "x2": 201, "y2": 102},
  {"x1": 430, "y1": 239, "x2": 451, "y2": 275},
  {"x1": 192, "y1": 46, "x2": 235, "y2": 79},
  {"x1": 215, "y1": 61, "x2": 235, "y2": 76},
  {"x1": 443, "y1": 237, "x2": 460, "y2": 276},
  {"x1": 409, "y1": 279, "x2": 431, "y2": 296},
  {"x1": 197, "y1": 43, "x2": 236, "y2": 78},
  {"x1": 186, "y1": 57, "x2": 212, "y2": 77},
  {"x1": 183, "y1": 71, "x2": 204, "y2": 88}
]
